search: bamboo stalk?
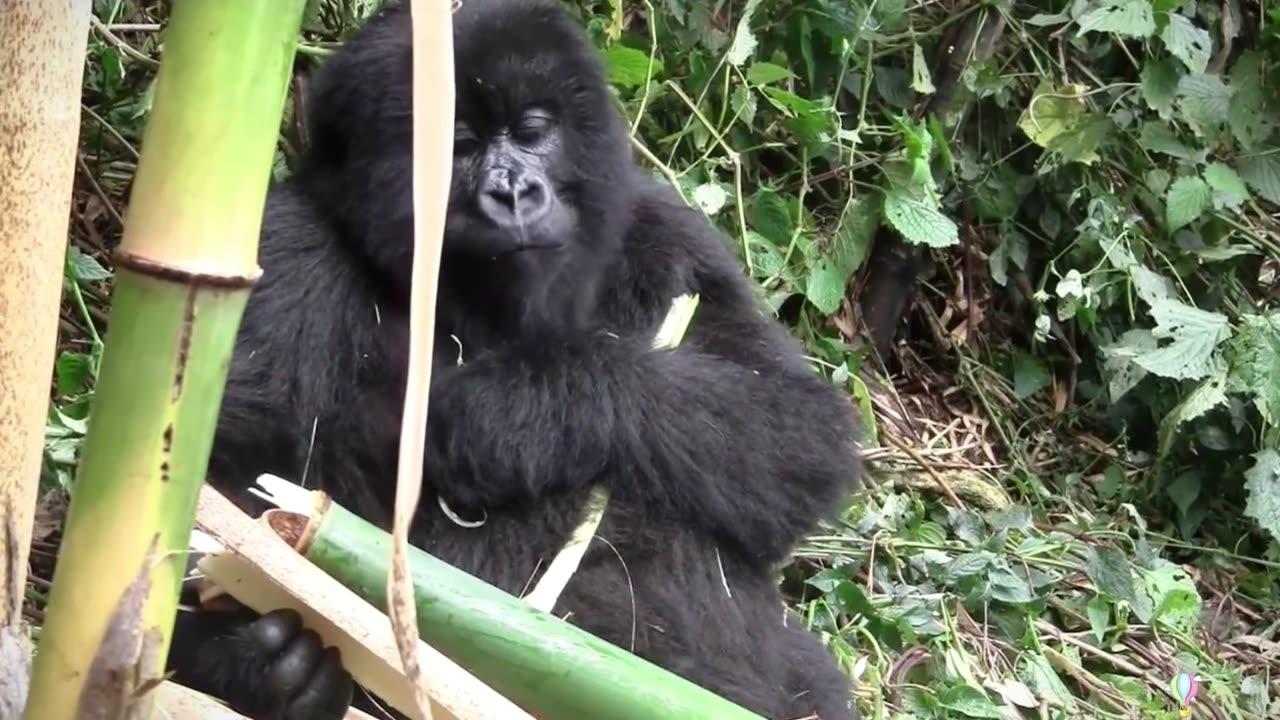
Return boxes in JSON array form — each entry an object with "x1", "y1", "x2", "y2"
[
  {"x1": 192, "y1": 485, "x2": 531, "y2": 720},
  {"x1": 0, "y1": 2, "x2": 92, "y2": 714},
  {"x1": 253, "y1": 478, "x2": 765, "y2": 720},
  {"x1": 23, "y1": 3, "x2": 307, "y2": 719}
]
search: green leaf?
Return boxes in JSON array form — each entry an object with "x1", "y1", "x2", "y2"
[
  {"x1": 1177, "y1": 73, "x2": 1233, "y2": 138},
  {"x1": 54, "y1": 352, "x2": 93, "y2": 397},
  {"x1": 68, "y1": 247, "x2": 112, "y2": 283},
  {"x1": 601, "y1": 45, "x2": 662, "y2": 88},
  {"x1": 911, "y1": 42, "x2": 935, "y2": 94},
  {"x1": 1135, "y1": 297, "x2": 1232, "y2": 380},
  {"x1": 1244, "y1": 451, "x2": 1280, "y2": 544},
  {"x1": 1237, "y1": 152, "x2": 1280, "y2": 205},
  {"x1": 1085, "y1": 595, "x2": 1111, "y2": 643},
  {"x1": 1228, "y1": 77, "x2": 1280, "y2": 149},
  {"x1": 883, "y1": 190, "x2": 959, "y2": 248},
  {"x1": 830, "y1": 195, "x2": 878, "y2": 277},
  {"x1": 937, "y1": 685, "x2": 1004, "y2": 719},
  {"x1": 1013, "y1": 353, "x2": 1051, "y2": 399},
  {"x1": 749, "y1": 190, "x2": 793, "y2": 246},
  {"x1": 1160, "y1": 13, "x2": 1211, "y2": 74},
  {"x1": 1104, "y1": 329, "x2": 1158, "y2": 400},
  {"x1": 1156, "y1": 369, "x2": 1229, "y2": 457},
  {"x1": 1018, "y1": 81, "x2": 1087, "y2": 147},
  {"x1": 725, "y1": 0, "x2": 763, "y2": 66},
  {"x1": 1137, "y1": 121, "x2": 1199, "y2": 159},
  {"x1": 1140, "y1": 58, "x2": 1180, "y2": 119},
  {"x1": 1046, "y1": 114, "x2": 1111, "y2": 165},
  {"x1": 1203, "y1": 162, "x2": 1249, "y2": 211},
  {"x1": 1165, "y1": 176, "x2": 1211, "y2": 231},
  {"x1": 1076, "y1": 0, "x2": 1156, "y2": 38},
  {"x1": 1084, "y1": 546, "x2": 1137, "y2": 604},
  {"x1": 1227, "y1": 312, "x2": 1280, "y2": 424},
  {"x1": 745, "y1": 62, "x2": 792, "y2": 85},
  {"x1": 805, "y1": 259, "x2": 846, "y2": 314},
  {"x1": 691, "y1": 182, "x2": 728, "y2": 216},
  {"x1": 1141, "y1": 559, "x2": 1203, "y2": 635}
]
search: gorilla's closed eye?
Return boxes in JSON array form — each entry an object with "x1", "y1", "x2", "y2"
[{"x1": 512, "y1": 108, "x2": 555, "y2": 144}]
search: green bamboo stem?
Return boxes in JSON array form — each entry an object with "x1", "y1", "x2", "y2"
[
  {"x1": 24, "y1": 3, "x2": 306, "y2": 719},
  {"x1": 272, "y1": 492, "x2": 765, "y2": 720}
]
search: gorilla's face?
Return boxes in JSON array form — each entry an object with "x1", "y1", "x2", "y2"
[{"x1": 445, "y1": 102, "x2": 578, "y2": 257}]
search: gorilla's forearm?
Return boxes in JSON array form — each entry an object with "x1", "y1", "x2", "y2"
[{"x1": 427, "y1": 332, "x2": 861, "y2": 562}]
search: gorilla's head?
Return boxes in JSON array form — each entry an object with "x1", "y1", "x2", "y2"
[{"x1": 302, "y1": 0, "x2": 634, "y2": 296}]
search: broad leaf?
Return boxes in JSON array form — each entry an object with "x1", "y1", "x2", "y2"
[
  {"x1": 1160, "y1": 13, "x2": 1211, "y2": 74},
  {"x1": 1177, "y1": 73, "x2": 1233, "y2": 138},
  {"x1": 1237, "y1": 152, "x2": 1280, "y2": 205},
  {"x1": 1140, "y1": 58, "x2": 1180, "y2": 119},
  {"x1": 1164, "y1": 176, "x2": 1211, "y2": 231},
  {"x1": 1203, "y1": 162, "x2": 1249, "y2": 211},
  {"x1": 602, "y1": 45, "x2": 663, "y2": 87},
  {"x1": 1076, "y1": 0, "x2": 1156, "y2": 38},
  {"x1": 1134, "y1": 298, "x2": 1232, "y2": 380},
  {"x1": 883, "y1": 190, "x2": 959, "y2": 248},
  {"x1": 1244, "y1": 451, "x2": 1280, "y2": 544}
]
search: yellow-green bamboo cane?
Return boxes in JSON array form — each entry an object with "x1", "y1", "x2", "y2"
[{"x1": 23, "y1": 3, "x2": 306, "y2": 719}]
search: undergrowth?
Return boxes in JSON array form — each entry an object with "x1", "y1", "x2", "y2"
[{"x1": 32, "y1": 1, "x2": 1280, "y2": 719}]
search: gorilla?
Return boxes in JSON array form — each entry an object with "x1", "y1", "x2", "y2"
[{"x1": 166, "y1": 1, "x2": 864, "y2": 718}]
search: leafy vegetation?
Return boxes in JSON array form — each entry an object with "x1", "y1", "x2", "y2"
[{"x1": 31, "y1": 0, "x2": 1280, "y2": 719}]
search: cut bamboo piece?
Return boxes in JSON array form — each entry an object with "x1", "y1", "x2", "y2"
[
  {"x1": 193, "y1": 484, "x2": 532, "y2": 720},
  {"x1": 153, "y1": 682, "x2": 380, "y2": 720},
  {"x1": 251, "y1": 476, "x2": 766, "y2": 720}
]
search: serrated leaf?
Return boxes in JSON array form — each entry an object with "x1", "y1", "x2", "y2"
[
  {"x1": 1228, "y1": 70, "x2": 1277, "y2": 149},
  {"x1": 911, "y1": 43, "x2": 935, "y2": 94},
  {"x1": 1085, "y1": 546, "x2": 1138, "y2": 604},
  {"x1": 1141, "y1": 58, "x2": 1180, "y2": 119},
  {"x1": 691, "y1": 182, "x2": 728, "y2": 216},
  {"x1": 725, "y1": 0, "x2": 763, "y2": 66},
  {"x1": 1076, "y1": 0, "x2": 1155, "y2": 38},
  {"x1": 602, "y1": 44, "x2": 663, "y2": 88},
  {"x1": 1046, "y1": 113, "x2": 1111, "y2": 165},
  {"x1": 883, "y1": 190, "x2": 959, "y2": 248},
  {"x1": 1131, "y1": 265, "x2": 1176, "y2": 305},
  {"x1": 1142, "y1": 559, "x2": 1202, "y2": 635},
  {"x1": 745, "y1": 62, "x2": 792, "y2": 85},
  {"x1": 805, "y1": 258, "x2": 848, "y2": 314},
  {"x1": 830, "y1": 195, "x2": 878, "y2": 277},
  {"x1": 1203, "y1": 162, "x2": 1249, "y2": 211},
  {"x1": 1227, "y1": 313, "x2": 1280, "y2": 424},
  {"x1": 1018, "y1": 81, "x2": 1087, "y2": 148},
  {"x1": 1237, "y1": 152, "x2": 1280, "y2": 205},
  {"x1": 1160, "y1": 14, "x2": 1212, "y2": 74},
  {"x1": 1134, "y1": 298, "x2": 1232, "y2": 380},
  {"x1": 1156, "y1": 369, "x2": 1228, "y2": 457},
  {"x1": 1165, "y1": 176, "x2": 1211, "y2": 231},
  {"x1": 749, "y1": 190, "x2": 793, "y2": 246},
  {"x1": 1177, "y1": 73, "x2": 1233, "y2": 138},
  {"x1": 1244, "y1": 451, "x2": 1280, "y2": 543},
  {"x1": 1104, "y1": 329, "x2": 1158, "y2": 400},
  {"x1": 1137, "y1": 121, "x2": 1199, "y2": 159}
]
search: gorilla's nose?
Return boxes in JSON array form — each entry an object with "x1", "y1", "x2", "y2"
[{"x1": 480, "y1": 168, "x2": 551, "y2": 227}]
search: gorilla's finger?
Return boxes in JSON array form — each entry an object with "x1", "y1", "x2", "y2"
[
  {"x1": 265, "y1": 630, "x2": 324, "y2": 698},
  {"x1": 248, "y1": 608, "x2": 304, "y2": 655},
  {"x1": 286, "y1": 647, "x2": 353, "y2": 720}
]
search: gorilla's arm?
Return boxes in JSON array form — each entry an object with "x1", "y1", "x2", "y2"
[{"x1": 428, "y1": 198, "x2": 861, "y2": 564}]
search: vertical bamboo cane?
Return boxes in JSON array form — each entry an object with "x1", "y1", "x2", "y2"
[
  {"x1": 23, "y1": 3, "x2": 306, "y2": 719},
  {"x1": 0, "y1": 2, "x2": 92, "y2": 714}
]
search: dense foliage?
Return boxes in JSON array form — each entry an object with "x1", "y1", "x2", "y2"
[{"x1": 37, "y1": 1, "x2": 1280, "y2": 718}]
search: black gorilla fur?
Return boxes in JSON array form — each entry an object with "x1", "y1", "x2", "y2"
[{"x1": 167, "y1": 1, "x2": 864, "y2": 718}]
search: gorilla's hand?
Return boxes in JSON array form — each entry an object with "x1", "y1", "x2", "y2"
[{"x1": 167, "y1": 557, "x2": 354, "y2": 720}]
